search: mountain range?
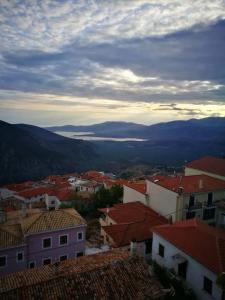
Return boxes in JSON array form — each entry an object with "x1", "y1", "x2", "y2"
[
  {"x1": 0, "y1": 121, "x2": 95, "y2": 184},
  {"x1": 0, "y1": 117, "x2": 225, "y2": 184},
  {"x1": 46, "y1": 117, "x2": 225, "y2": 140}
]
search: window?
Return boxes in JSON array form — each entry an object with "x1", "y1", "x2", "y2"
[
  {"x1": 203, "y1": 208, "x2": 215, "y2": 220},
  {"x1": 42, "y1": 237, "x2": 51, "y2": 249},
  {"x1": 51, "y1": 200, "x2": 55, "y2": 205},
  {"x1": 145, "y1": 239, "x2": 152, "y2": 254},
  {"x1": 59, "y1": 255, "x2": 68, "y2": 262},
  {"x1": 207, "y1": 193, "x2": 213, "y2": 206},
  {"x1": 77, "y1": 232, "x2": 83, "y2": 241},
  {"x1": 43, "y1": 258, "x2": 51, "y2": 265},
  {"x1": 186, "y1": 211, "x2": 196, "y2": 219},
  {"x1": 17, "y1": 251, "x2": 24, "y2": 262},
  {"x1": 222, "y1": 214, "x2": 225, "y2": 225},
  {"x1": 203, "y1": 276, "x2": 213, "y2": 295},
  {"x1": 189, "y1": 195, "x2": 195, "y2": 208},
  {"x1": 29, "y1": 261, "x2": 36, "y2": 269},
  {"x1": 158, "y1": 243, "x2": 164, "y2": 257},
  {"x1": 0, "y1": 256, "x2": 6, "y2": 267},
  {"x1": 59, "y1": 235, "x2": 68, "y2": 246},
  {"x1": 77, "y1": 252, "x2": 84, "y2": 257}
]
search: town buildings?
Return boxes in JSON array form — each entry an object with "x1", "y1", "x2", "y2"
[
  {"x1": 0, "y1": 249, "x2": 164, "y2": 300},
  {"x1": 152, "y1": 218, "x2": 225, "y2": 300},
  {"x1": 0, "y1": 208, "x2": 86, "y2": 276},
  {"x1": 99, "y1": 201, "x2": 168, "y2": 257},
  {"x1": 146, "y1": 174, "x2": 225, "y2": 224},
  {"x1": 185, "y1": 156, "x2": 225, "y2": 181}
]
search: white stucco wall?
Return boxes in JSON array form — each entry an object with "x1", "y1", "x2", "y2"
[
  {"x1": 185, "y1": 167, "x2": 225, "y2": 181},
  {"x1": 147, "y1": 180, "x2": 178, "y2": 222},
  {"x1": 152, "y1": 232, "x2": 222, "y2": 300},
  {"x1": 0, "y1": 188, "x2": 15, "y2": 200},
  {"x1": 123, "y1": 185, "x2": 147, "y2": 205}
]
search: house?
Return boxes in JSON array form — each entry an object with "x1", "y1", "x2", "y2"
[
  {"x1": 147, "y1": 175, "x2": 225, "y2": 224},
  {"x1": 185, "y1": 156, "x2": 225, "y2": 181},
  {"x1": 0, "y1": 208, "x2": 86, "y2": 276},
  {"x1": 152, "y1": 219, "x2": 225, "y2": 300},
  {"x1": 99, "y1": 201, "x2": 167, "y2": 257},
  {"x1": 0, "y1": 249, "x2": 164, "y2": 300},
  {"x1": 123, "y1": 182, "x2": 148, "y2": 206},
  {"x1": 78, "y1": 181, "x2": 103, "y2": 193}
]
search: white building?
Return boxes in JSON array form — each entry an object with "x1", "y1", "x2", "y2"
[
  {"x1": 146, "y1": 175, "x2": 225, "y2": 225},
  {"x1": 185, "y1": 156, "x2": 225, "y2": 181},
  {"x1": 123, "y1": 182, "x2": 148, "y2": 206},
  {"x1": 152, "y1": 219, "x2": 225, "y2": 300}
]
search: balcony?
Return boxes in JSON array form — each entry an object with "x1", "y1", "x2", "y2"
[{"x1": 185, "y1": 202, "x2": 202, "y2": 211}]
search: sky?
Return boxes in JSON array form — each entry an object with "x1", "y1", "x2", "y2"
[{"x1": 0, "y1": 0, "x2": 225, "y2": 126}]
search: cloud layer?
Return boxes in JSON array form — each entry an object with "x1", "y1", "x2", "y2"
[{"x1": 0, "y1": 0, "x2": 225, "y2": 125}]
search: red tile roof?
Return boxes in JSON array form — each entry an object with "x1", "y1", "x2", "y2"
[
  {"x1": 0, "y1": 250, "x2": 163, "y2": 300},
  {"x1": 103, "y1": 214, "x2": 167, "y2": 247},
  {"x1": 48, "y1": 189, "x2": 74, "y2": 201},
  {"x1": 100, "y1": 202, "x2": 167, "y2": 246},
  {"x1": 18, "y1": 187, "x2": 52, "y2": 199},
  {"x1": 124, "y1": 182, "x2": 147, "y2": 194},
  {"x1": 153, "y1": 218, "x2": 225, "y2": 274},
  {"x1": 186, "y1": 156, "x2": 225, "y2": 177},
  {"x1": 5, "y1": 181, "x2": 33, "y2": 192},
  {"x1": 99, "y1": 201, "x2": 166, "y2": 224},
  {"x1": 149, "y1": 175, "x2": 225, "y2": 193}
]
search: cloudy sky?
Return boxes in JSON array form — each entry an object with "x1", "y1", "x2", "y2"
[{"x1": 0, "y1": 0, "x2": 225, "y2": 125}]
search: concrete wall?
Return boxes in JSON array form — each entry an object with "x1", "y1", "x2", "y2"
[
  {"x1": 152, "y1": 233, "x2": 222, "y2": 300},
  {"x1": 0, "y1": 245, "x2": 27, "y2": 276},
  {"x1": 123, "y1": 185, "x2": 147, "y2": 205},
  {"x1": 26, "y1": 226, "x2": 86, "y2": 267},
  {"x1": 147, "y1": 180, "x2": 178, "y2": 222},
  {"x1": 185, "y1": 167, "x2": 225, "y2": 181}
]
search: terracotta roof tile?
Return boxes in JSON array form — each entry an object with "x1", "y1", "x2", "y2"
[
  {"x1": 21, "y1": 208, "x2": 86, "y2": 235},
  {"x1": 99, "y1": 201, "x2": 167, "y2": 224},
  {"x1": 0, "y1": 224, "x2": 24, "y2": 249},
  {"x1": 124, "y1": 182, "x2": 147, "y2": 194},
  {"x1": 186, "y1": 156, "x2": 225, "y2": 177},
  {"x1": 0, "y1": 250, "x2": 163, "y2": 300},
  {"x1": 153, "y1": 218, "x2": 225, "y2": 274},
  {"x1": 149, "y1": 175, "x2": 225, "y2": 193}
]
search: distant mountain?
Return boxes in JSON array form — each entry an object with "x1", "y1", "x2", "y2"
[
  {"x1": 1, "y1": 117, "x2": 225, "y2": 184},
  {"x1": 45, "y1": 117, "x2": 225, "y2": 140},
  {"x1": 0, "y1": 121, "x2": 95, "y2": 184},
  {"x1": 45, "y1": 121, "x2": 146, "y2": 137}
]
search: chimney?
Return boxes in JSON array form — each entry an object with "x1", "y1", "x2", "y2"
[
  {"x1": 199, "y1": 179, "x2": 203, "y2": 189},
  {"x1": 178, "y1": 186, "x2": 183, "y2": 195},
  {"x1": 130, "y1": 239, "x2": 137, "y2": 256}
]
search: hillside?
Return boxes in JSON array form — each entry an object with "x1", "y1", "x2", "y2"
[{"x1": 0, "y1": 121, "x2": 95, "y2": 184}]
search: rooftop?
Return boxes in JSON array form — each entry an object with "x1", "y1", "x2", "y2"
[
  {"x1": 0, "y1": 249, "x2": 163, "y2": 300},
  {"x1": 153, "y1": 218, "x2": 225, "y2": 274},
  {"x1": 124, "y1": 182, "x2": 147, "y2": 194},
  {"x1": 20, "y1": 208, "x2": 86, "y2": 235},
  {"x1": 0, "y1": 224, "x2": 24, "y2": 249},
  {"x1": 185, "y1": 156, "x2": 225, "y2": 177},
  {"x1": 100, "y1": 202, "x2": 167, "y2": 246},
  {"x1": 99, "y1": 201, "x2": 168, "y2": 224},
  {"x1": 148, "y1": 174, "x2": 225, "y2": 194}
]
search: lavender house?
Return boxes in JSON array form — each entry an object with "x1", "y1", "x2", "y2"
[{"x1": 0, "y1": 208, "x2": 86, "y2": 276}]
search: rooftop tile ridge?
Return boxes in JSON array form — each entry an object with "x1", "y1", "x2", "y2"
[{"x1": 21, "y1": 211, "x2": 42, "y2": 234}]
